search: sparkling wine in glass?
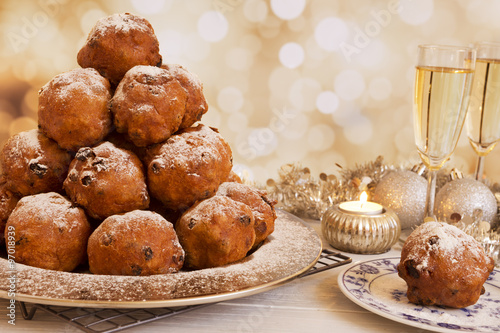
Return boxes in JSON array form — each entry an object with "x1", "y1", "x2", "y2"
[
  {"x1": 413, "y1": 45, "x2": 475, "y2": 219},
  {"x1": 466, "y1": 42, "x2": 500, "y2": 180}
]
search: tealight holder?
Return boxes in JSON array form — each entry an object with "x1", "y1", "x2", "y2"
[{"x1": 321, "y1": 203, "x2": 401, "y2": 254}]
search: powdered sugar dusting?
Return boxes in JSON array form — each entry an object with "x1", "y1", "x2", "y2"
[
  {"x1": 163, "y1": 63, "x2": 203, "y2": 91},
  {"x1": 11, "y1": 192, "x2": 86, "y2": 232},
  {"x1": 129, "y1": 65, "x2": 165, "y2": 78},
  {"x1": 2, "y1": 130, "x2": 42, "y2": 166},
  {"x1": 404, "y1": 221, "x2": 488, "y2": 273},
  {"x1": 0, "y1": 210, "x2": 321, "y2": 302},
  {"x1": 91, "y1": 13, "x2": 150, "y2": 36},
  {"x1": 68, "y1": 141, "x2": 146, "y2": 188},
  {"x1": 100, "y1": 210, "x2": 181, "y2": 251},
  {"x1": 153, "y1": 125, "x2": 231, "y2": 173},
  {"x1": 40, "y1": 68, "x2": 110, "y2": 102},
  {"x1": 111, "y1": 66, "x2": 173, "y2": 105}
]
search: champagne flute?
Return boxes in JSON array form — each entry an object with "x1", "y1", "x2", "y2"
[
  {"x1": 466, "y1": 42, "x2": 500, "y2": 181},
  {"x1": 413, "y1": 45, "x2": 475, "y2": 219}
]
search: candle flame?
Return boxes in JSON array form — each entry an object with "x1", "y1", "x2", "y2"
[{"x1": 359, "y1": 191, "x2": 368, "y2": 203}]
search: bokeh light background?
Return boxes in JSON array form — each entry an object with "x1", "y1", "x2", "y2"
[{"x1": 1, "y1": 0, "x2": 499, "y2": 183}]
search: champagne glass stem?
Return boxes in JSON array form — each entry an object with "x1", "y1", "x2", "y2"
[
  {"x1": 425, "y1": 169, "x2": 437, "y2": 219},
  {"x1": 475, "y1": 155, "x2": 485, "y2": 181}
]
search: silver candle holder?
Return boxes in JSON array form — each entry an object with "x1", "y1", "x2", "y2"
[{"x1": 321, "y1": 203, "x2": 401, "y2": 254}]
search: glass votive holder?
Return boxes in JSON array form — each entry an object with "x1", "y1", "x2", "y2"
[{"x1": 321, "y1": 204, "x2": 401, "y2": 254}]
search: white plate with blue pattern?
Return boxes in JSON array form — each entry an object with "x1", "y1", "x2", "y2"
[{"x1": 338, "y1": 257, "x2": 500, "y2": 333}]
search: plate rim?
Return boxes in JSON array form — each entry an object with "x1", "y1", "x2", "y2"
[
  {"x1": 0, "y1": 258, "x2": 316, "y2": 308},
  {"x1": 0, "y1": 209, "x2": 323, "y2": 309},
  {"x1": 338, "y1": 257, "x2": 500, "y2": 333}
]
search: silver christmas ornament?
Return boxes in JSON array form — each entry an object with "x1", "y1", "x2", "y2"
[
  {"x1": 373, "y1": 169, "x2": 427, "y2": 230},
  {"x1": 434, "y1": 178, "x2": 498, "y2": 225}
]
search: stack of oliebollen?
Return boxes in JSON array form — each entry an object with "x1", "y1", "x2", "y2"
[{"x1": 0, "y1": 13, "x2": 277, "y2": 276}]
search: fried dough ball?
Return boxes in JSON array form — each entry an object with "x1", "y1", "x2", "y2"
[
  {"x1": 77, "y1": 13, "x2": 162, "y2": 86},
  {"x1": 5, "y1": 192, "x2": 91, "y2": 271},
  {"x1": 397, "y1": 221, "x2": 495, "y2": 308},
  {"x1": 88, "y1": 210, "x2": 184, "y2": 276},
  {"x1": 226, "y1": 170, "x2": 242, "y2": 183},
  {"x1": 216, "y1": 182, "x2": 277, "y2": 248},
  {"x1": 176, "y1": 196, "x2": 255, "y2": 269},
  {"x1": 0, "y1": 129, "x2": 72, "y2": 196},
  {"x1": 104, "y1": 131, "x2": 147, "y2": 161},
  {"x1": 38, "y1": 67, "x2": 113, "y2": 152},
  {"x1": 145, "y1": 124, "x2": 232, "y2": 211},
  {"x1": 64, "y1": 142, "x2": 150, "y2": 220},
  {"x1": 148, "y1": 197, "x2": 183, "y2": 225},
  {"x1": 110, "y1": 65, "x2": 187, "y2": 147},
  {"x1": 161, "y1": 63, "x2": 208, "y2": 129},
  {"x1": 0, "y1": 176, "x2": 19, "y2": 245}
]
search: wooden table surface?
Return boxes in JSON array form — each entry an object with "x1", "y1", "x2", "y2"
[{"x1": 0, "y1": 218, "x2": 439, "y2": 333}]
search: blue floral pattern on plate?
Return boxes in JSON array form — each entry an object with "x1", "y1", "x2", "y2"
[{"x1": 338, "y1": 257, "x2": 500, "y2": 333}]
